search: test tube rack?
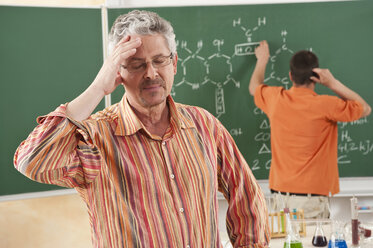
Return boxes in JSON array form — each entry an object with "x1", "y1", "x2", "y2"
[{"x1": 269, "y1": 209, "x2": 306, "y2": 238}]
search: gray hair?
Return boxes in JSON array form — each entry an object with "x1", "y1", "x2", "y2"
[{"x1": 108, "y1": 10, "x2": 176, "y2": 55}]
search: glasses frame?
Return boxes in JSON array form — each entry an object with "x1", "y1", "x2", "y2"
[{"x1": 121, "y1": 53, "x2": 174, "y2": 73}]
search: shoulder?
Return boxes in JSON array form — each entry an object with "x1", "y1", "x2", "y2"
[
  {"x1": 257, "y1": 84, "x2": 284, "y2": 91},
  {"x1": 85, "y1": 102, "x2": 120, "y2": 125},
  {"x1": 176, "y1": 102, "x2": 217, "y2": 121},
  {"x1": 315, "y1": 94, "x2": 363, "y2": 121},
  {"x1": 254, "y1": 84, "x2": 285, "y2": 109},
  {"x1": 255, "y1": 84, "x2": 284, "y2": 97},
  {"x1": 175, "y1": 102, "x2": 223, "y2": 130},
  {"x1": 315, "y1": 94, "x2": 353, "y2": 106}
]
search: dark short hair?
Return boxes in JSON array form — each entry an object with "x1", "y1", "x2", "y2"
[{"x1": 290, "y1": 50, "x2": 319, "y2": 85}]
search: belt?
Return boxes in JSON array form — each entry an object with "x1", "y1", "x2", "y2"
[{"x1": 270, "y1": 189, "x2": 324, "y2": 197}]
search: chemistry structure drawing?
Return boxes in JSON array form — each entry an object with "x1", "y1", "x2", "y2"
[
  {"x1": 171, "y1": 16, "x2": 295, "y2": 173},
  {"x1": 171, "y1": 16, "x2": 371, "y2": 172},
  {"x1": 172, "y1": 16, "x2": 295, "y2": 119}
]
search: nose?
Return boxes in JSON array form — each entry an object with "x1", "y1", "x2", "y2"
[{"x1": 143, "y1": 62, "x2": 159, "y2": 80}]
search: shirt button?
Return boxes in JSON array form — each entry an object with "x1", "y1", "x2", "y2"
[
  {"x1": 179, "y1": 208, "x2": 184, "y2": 213},
  {"x1": 186, "y1": 245, "x2": 190, "y2": 248},
  {"x1": 162, "y1": 141, "x2": 166, "y2": 146},
  {"x1": 170, "y1": 174, "x2": 175, "y2": 179}
]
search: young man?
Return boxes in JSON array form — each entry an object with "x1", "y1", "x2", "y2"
[
  {"x1": 14, "y1": 10, "x2": 269, "y2": 247},
  {"x1": 249, "y1": 40, "x2": 371, "y2": 218}
]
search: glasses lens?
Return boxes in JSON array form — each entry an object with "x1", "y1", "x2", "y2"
[
  {"x1": 125, "y1": 54, "x2": 173, "y2": 73},
  {"x1": 127, "y1": 62, "x2": 145, "y2": 72},
  {"x1": 152, "y1": 56, "x2": 171, "y2": 67}
]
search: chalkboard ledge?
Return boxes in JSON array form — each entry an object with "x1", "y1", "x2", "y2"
[
  {"x1": 255, "y1": 178, "x2": 373, "y2": 198},
  {"x1": 1, "y1": 177, "x2": 372, "y2": 202}
]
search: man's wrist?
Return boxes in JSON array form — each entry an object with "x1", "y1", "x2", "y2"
[
  {"x1": 326, "y1": 79, "x2": 342, "y2": 91},
  {"x1": 89, "y1": 81, "x2": 107, "y2": 98},
  {"x1": 257, "y1": 58, "x2": 269, "y2": 66}
]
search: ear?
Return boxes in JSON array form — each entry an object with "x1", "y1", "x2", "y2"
[
  {"x1": 172, "y1": 53, "x2": 178, "y2": 75},
  {"x1": 288, "y1": 71, "x2": 293, "y2": 82},
  {"x1": 116, "y1": 71, "x2": 126, "y2": 86}
]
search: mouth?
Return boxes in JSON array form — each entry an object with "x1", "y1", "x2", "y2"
[
  {"x1": 143, "y1": 84, "x2": 162, "y2": 90},
  {"x1": 141, "y1": 79, "x2": 165, "y2": 91}
]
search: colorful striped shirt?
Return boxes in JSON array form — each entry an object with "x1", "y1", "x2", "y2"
[{"x1": 14, "y1": 95, "x2": 269, "y2": 248}]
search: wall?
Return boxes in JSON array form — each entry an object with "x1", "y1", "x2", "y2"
[{"x1": 0, "y1": 193, "x2": 92, "y2": 248}]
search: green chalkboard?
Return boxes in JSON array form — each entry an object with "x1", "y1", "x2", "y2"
[
  {"x1": 0, "y1": 6, "x2": 103, "y2": 196},
  {"x1": 1, "y1": 1, "x2": 373, "y2": 197},
  {"x1": 109, "y1": 1, "x2": 373, "y2": 180}
]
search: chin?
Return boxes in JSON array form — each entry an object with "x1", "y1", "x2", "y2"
[{"x1": 141, "y1": 95, "x2": 167, "y2": 108}]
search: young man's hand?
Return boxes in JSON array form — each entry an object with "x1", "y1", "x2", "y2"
[
  {"x1": 255, "y1": 40, "x2": 270, "y2": 64},
  {"x1": 311, "y1": 68, "x2": 337, "y2": 88}
]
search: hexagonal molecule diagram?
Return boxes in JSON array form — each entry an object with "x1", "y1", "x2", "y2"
[
  {"x1": 173, "y1": 16, "x2": 298, "y2": 119},
  {"x1": 173, "y1": 39, "x2": 239, "y2": 118},
  {"x1": 265, "y1": 30, "x2": 294, "y2": 89}
]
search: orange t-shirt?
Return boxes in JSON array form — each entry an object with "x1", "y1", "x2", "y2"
[{"x1": 254, "y1": 85, "x2": 363, "y2": 195}]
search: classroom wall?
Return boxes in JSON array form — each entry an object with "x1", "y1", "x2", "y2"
[
  {"x1": 0, "y1": 193, "x2": 92, "y2": 248},
  {"x1": 1, "y1": 0, "x2": 372, "y2": 247}
]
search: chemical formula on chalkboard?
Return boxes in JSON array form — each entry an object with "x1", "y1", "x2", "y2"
[
  {"x1": 172, "y1": 16, "x2": 300, "y2": 120},
  {"x1": 170, "y1": 16, "x2": 303, "y2": 173},
  {"x1": 338, "y1": 117, "x2": 373, "y2": 164},
  {"x1": 165, "y1": 7, "x2": 372, "y2": 177}
]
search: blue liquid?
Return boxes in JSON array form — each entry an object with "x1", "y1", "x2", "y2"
[{"x1": 327, "y1": 239, "x2": 347, "y2": 248}]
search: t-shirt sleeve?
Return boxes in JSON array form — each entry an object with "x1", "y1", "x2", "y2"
[
  {"x1": 253, "y1": 84, "x2": 282, "y2": 114},
  {"x1": 326, "y1": 96, "x2": 364, "y2": 122}
]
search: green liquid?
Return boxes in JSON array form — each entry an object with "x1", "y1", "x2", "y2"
[{"x1": 283, "y1": 241, "x2": 303, "y2": 248}]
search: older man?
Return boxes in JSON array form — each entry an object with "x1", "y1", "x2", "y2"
[{"x1": 14, "y1": 10, "x2": 269, "y2": 248}]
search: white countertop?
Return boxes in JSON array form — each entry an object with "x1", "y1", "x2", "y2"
[{"x1": 221, "y1": 221, "x2": 373, "y2": 248}]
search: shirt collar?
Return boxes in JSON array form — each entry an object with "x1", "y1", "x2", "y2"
[{"x1": 115, "y1": 94, "x2": 195, "y2": 136}]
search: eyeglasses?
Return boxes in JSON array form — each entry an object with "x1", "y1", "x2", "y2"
[{"x1": 121, "y1": 53, "x2": 174, "y2": 73}]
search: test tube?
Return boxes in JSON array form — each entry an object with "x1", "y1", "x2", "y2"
[{"x1": 350, "y1": 196, "x2": 359, "y2": 247}]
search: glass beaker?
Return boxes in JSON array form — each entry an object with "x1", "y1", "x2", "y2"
[
  {"x1": 312, "y1": 221, "x2": 328, "y2": 247},
  {"x1": 284, "y1": 221, "x2": 303, "y2": 248},
  {"x1": 328, "y1": 221, "x2": 348, "y2": 248}
]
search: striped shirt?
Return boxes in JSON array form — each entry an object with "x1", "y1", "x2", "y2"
[{"x1": 14, "y1": 95, "x2": 269, "y2": 248}]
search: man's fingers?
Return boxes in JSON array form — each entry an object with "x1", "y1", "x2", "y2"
[
  {"x1": 120, "y1": 48, "x2": 137, "y2": 61},
  {"x1": 116, "y1": 35, "x2": 131, "y2": 46},
  {"x1": 112, "y1": 38, "x2": 142, "y2": 63},
  {"x1": 312, "y1": 68, "x2": 322, "y2": 74},
  {"x1": 114, "y1": 36, "x2": 142, "y2": 54},
  {"x1": 117, "y1": 38, "x2": 141, "y2": 51},
  {"x1": 310, "y1": 76, "x2": 320, "y2": 83}
]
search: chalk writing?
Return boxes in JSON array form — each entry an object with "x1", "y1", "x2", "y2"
[
  {"x1": 337, "y1": 119, "x2": 372, "y2": 166},
  {"x1": 230, "y1": 128, "x2": 243, "y2": 136},
  {"x1": 338, "y1": 140, "x2": 373, "y2": 156},
  {"x1": 170, "y1": 15, "x2": 372, "y2": 176}
]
